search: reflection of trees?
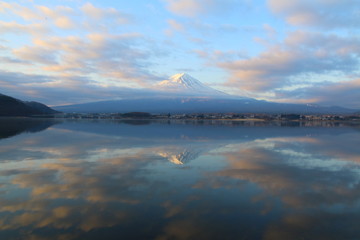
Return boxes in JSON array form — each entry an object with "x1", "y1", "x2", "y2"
[
  {"x1": 0, "y1": 118, "x2": 59, "y2": 139},
  {"x1": 121, "y1": 119, "x2": 151, "y2": 125}
]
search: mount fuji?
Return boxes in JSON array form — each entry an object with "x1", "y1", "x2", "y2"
[
  {"x1": 156, "y1": 73, "x2": 231, "y2": 98},
  {"x1": 54, "y1": 73, "x2": 356, "y2": 114},
  {"x1": 158, "y1": 147, "x2": 202, "y2": 165}
]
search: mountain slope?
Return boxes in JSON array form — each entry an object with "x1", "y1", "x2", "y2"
[
  {"x1": 54, "y1": 97, "x2": 356, "y2": 114},
  {"x1": 0, "y1": 93, "x2": 58, "y2": 117},
  {"x1": 24, "y1": 101, "x2": 58, "y2": 114},
  {"x1": 54, "y1": 73, "x2": 358, "y2": 114},
  {"x1": 157, "y1": 73, "x2": 229, "y2": 97}
]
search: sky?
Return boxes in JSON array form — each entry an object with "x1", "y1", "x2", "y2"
[{"x1": 0, "y1": 0, "x2": 360, "y2": 108}]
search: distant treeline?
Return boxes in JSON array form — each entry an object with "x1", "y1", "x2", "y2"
[{"x1": 120, "y1": 112, "x2": 152, "y2": 118}]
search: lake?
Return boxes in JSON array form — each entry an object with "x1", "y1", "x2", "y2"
[{"x1": 0, "y1": 118, "x2": 359, "y2": 240}]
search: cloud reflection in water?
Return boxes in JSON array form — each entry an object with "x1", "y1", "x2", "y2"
[{"x1": 0, "y1": 119, "x2": 359, "y2": 239}]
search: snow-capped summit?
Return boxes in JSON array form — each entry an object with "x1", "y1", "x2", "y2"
[
  {"x1": 157, "y1": 146, "x2": 203, "y2": 165},
  {"x1": 162, "y1": 73, "x2": 209, "y2": 91},
  {"x1": 157, "y1": 73, "x2": 229, "y2": 97}
]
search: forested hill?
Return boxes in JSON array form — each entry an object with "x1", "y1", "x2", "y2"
[{"x1": 0, "y1": 93, "x2": 58, "y2": 117}]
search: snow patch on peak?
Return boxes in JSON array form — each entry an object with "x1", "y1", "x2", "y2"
[
  {"x1": 169, "y1": 73, "x2": 195, "y2": 81},
  {"x1": 157, "y1": 73, "x2": 229, "y2": 98},
  {"x1": 158, "y1": 147, "x2": 202, "y2": 165},
  {"x1": 170, "y1": 72, "x2": 187, "y2": 79},
  {"x1": 168, "y1": 73, "x2": 205, "y2": 89}
]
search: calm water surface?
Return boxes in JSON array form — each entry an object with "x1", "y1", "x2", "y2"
[{"x1": 0, "y1": 118, "x2": 360, "y2": 240}]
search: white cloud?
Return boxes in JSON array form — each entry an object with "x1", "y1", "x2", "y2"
[
  {"x1": 273, "y1": 79, "x2": 360, "y2": 109},
  {"x1": 0, "y1": 1, "x2": 132, "y2": 33},
  {"x1": 0, "y1": 21, "x2": 49, "y2": 35},
  {"x1": 13, "y1": 46, "x2": 58, "y2": 65},
  {"x1": 267, "y1": 0, "x2": 360, "y2": 29},
  {"x1": 1, "y1": 0, "x2": 360, "y2": 109},
  {"x1": 80, "y1": 2, "x2": 131, "y2": 24},
  {"x1": 217, "y1": 31, "x2": 360, "y2": 92},
  {"x1": 0, "y1": 1, "x2": 166, "y2": 105},
  {"x1": 0, "y1": 70, "x2": 194, "y2": 106},
  {"x1": 0, "y1": 2, "x2": 76, "y2": 29},
  {"x1": 167, "y1": 19, "x2": 184, "y2": 32},
  {"x1": 164, "y1": 19, "x2": 185, "y2": 36},
  {"x1": 163, "y1": 0, "x2": 240, "y2": 17},
  {"x1": 4, "y1": 29, "x2": 161, "y2": 86},
  {"x1": 54, "y1": 16, "x2": 75, "y2": 29}
]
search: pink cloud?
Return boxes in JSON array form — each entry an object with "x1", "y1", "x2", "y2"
[
  {"x1": 267, "y1": 0, "x2": 360, "y2": 29},
  {"x1": 164, "y1": 0, "x2": 239, "y2": 17},
  {"x1": 216, "y1": 31, "x2": 360, "y2": 92}
]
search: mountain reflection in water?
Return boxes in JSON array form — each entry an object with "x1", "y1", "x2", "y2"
[{"x1": 0, "y1": 119, "x2": 359, "y2": 240}]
